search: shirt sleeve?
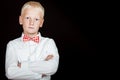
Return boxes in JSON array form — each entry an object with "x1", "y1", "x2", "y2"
[
  {"x1": 29, "y1": 39, "x2": 59, "y2": 75},
  {"x1": 5, "y1": 41, "x2": 42, "y2": 80}
]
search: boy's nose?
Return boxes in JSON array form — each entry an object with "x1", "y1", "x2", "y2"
[{"x1": 29, "y1": 19, "x2": 34, "y2": 25}]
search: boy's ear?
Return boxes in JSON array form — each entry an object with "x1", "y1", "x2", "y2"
[
  {"x1": 40, "y1": 19, "x2": 44, "y2": 28},
  {"x1": 19, "y1": 16, "x2": 23, "y2": 25}
]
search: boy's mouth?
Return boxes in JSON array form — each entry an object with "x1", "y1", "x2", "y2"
[{"x1": 28, "y1": 27, "x2": 34, "y2": 29}]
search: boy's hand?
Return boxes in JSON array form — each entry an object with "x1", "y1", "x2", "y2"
[
  {"x1": 17, "y1": 61, "x2": 21, "y2": 68},
  {"x1": 42, "y1": 55, "x2": 53, "y2": 77},
  {"x1": 42, "y1": 74, "x2": 47, "y2": 77},
  {"x1": 45, "y1": 55, "x2": 53, "y2": 61}
]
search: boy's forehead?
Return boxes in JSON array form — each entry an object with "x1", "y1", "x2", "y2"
[{"x1": 22, "y1": 7, "x2": 43, "y2": 15}]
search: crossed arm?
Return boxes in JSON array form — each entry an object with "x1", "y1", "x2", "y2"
[
  {"x1": 17, "y1": 55, "x2": 54, "y2": 68},
  {"x1": 17, "y1": 55, "x2": 54, "y2": 77}
]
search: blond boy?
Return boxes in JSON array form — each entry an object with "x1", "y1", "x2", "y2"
[{"x1": 5, "y1": 1, "x2": 59, "y2": 80}]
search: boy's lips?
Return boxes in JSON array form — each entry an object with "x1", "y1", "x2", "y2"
[{"x1": 28, "y1": 27, "x2": 34, "y2": 29}]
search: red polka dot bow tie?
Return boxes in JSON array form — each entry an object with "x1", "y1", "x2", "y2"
[{"x1": 23, "y1": 35, "x2": 39, "y2": 43}]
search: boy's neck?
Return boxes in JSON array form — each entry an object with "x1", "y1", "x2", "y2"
[{"x1": 24, "y1": 32, "x2": 39, "y2": 38}]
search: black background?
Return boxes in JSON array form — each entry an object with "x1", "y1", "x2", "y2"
[{"x1": 0, "y1": 0, "x2": 96, "y2": 79}]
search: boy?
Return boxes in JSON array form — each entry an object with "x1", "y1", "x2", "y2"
[{"x1": 5, "y1": 1, "x2": 59, "y2": 80}]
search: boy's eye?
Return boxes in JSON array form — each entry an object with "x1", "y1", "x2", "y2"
[
  {"x1": 26, "y1": 17, "x2": 30, "y2": 19},
  {"x1": 35, "y1": 18, "x2": 39, "y2": 21}
]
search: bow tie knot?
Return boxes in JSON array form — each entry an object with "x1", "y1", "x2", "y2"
[{"x1": 23, "y1": 35, "x2": 39, "y2": 43}]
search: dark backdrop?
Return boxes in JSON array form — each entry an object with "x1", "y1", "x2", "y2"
[{"x1": 0, "y1": 0, "x2": 96, "y2": 80}]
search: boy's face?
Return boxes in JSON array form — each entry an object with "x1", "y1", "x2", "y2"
[{"x1": 19, "y1": 7, "x2": 44, "y2": 35}]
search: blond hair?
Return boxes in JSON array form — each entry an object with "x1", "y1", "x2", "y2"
[{"x1": 21, "y1": 1, "x2": 45, "y2": 17}]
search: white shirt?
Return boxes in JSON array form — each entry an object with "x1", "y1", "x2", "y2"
[{"x1": 5, "y1": 32, "x2": 59, "y2": 80}]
